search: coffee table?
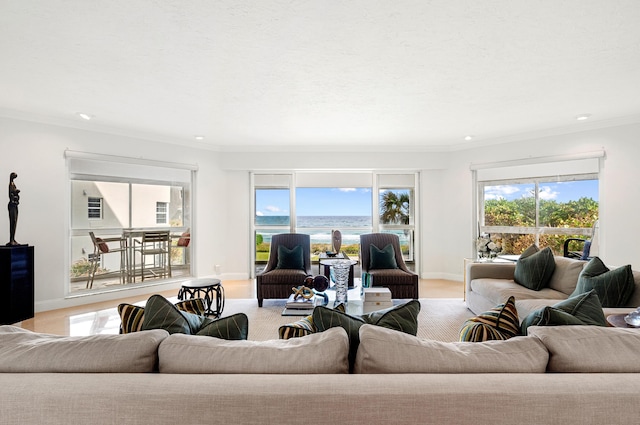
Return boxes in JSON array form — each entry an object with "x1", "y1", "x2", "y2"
[{"x1": 282, "y1": 280, "x2": 407, "y2": 316}]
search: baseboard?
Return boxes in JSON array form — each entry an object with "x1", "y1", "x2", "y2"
[{"x1": 421, "y1": 272, "x2": 463, "y2": 282}]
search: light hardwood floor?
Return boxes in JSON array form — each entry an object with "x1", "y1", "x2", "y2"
[{"x1": 16, "y1": 278, "x2": 463, "y2": 336}]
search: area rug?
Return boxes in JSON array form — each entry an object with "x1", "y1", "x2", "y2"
[{"x1": 222, "y1": 298, "x2": 474, "y2": 342}]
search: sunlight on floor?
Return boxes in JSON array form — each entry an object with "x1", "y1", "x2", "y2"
[{"x1": 18, "y1": 279, "x2": 463, "y2": 336}]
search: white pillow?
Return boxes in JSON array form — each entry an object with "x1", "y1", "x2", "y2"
[
  {"x1": 355, "y1": 324, "x2": 548, "y2": 374},
  {"x1": 0, "y1": 325, "x2": 168, "y2": 373},
  {"x1": 528, "y1": 325, "x2": 640, "y2": 372},
  {"x1": 158, "y1": 327, "x2": 349, "y2": 374}
]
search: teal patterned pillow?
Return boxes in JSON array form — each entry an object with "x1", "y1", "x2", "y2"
[
  {"x1": 369, "y1": 244, "x2": 398, "y2": 269},
  {"x1": 276, "y1": 245, "x2": 304, "y2": 270},
  {"x1": 520, "y1": 289, "x2": 607, "y2": 335},
  {"x1": 571, "y1": 257, "x2": 635, "y2": 308},
  {"x1": 313, "y1": 300, "x2": 420, "y2": 371},
  {"x1": 514, "y1": 246, "x2": 556, "y2": 291}
]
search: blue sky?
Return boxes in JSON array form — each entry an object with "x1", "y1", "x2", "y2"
[
  {"x1": 485, "y1": 179, "x2": 599, "y2": 202},
  {"x1": 256, "y1": 188, "x2": 373, "y2": 216},
  {"x1": 255, "y1": 180, "x2": 598, "y2": 218}
]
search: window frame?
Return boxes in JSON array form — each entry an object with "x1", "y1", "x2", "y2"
[
  {"x1": 68, "y1": 175, "x2": 192, "y2": 295},
  {"x1": 87, "y1": 197, "x2": 103, "y2": 220},
  {"x1": 477, "y1": 173, "x2": 598, "y2": 250},
  {"x1": 156, "y1": 201, "x2": 168, "y2": 224},
  {"x1": 251, "y1": 171, "x2": 419, "y2": 276}
]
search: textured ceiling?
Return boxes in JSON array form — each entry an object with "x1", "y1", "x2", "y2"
[{"x1": 1, "y1": 0, "x2": 640, "y2": 151}]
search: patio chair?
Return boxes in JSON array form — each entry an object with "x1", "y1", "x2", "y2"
[
  {"x1": 87, "y1": 231, "x2": 128, "y2": 289},
  {"x1": 359, "y1": 233, "x2": 419, "y2": 299},
  {"x1": 133, "y1": 231, "x2": 172, "y2": 281},
  {"x1": 256, "y1": 233, "x2": 311, "y2": 307},
  {"x1": 563, "y1": 220, "x2": 599, "y2": 260},
  {"x1": 170, "y1": 229, "x2": 191, "y2": 268}
]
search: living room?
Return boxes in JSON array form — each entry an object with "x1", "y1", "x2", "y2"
[
  {"x1": 3, "y1": 117, "x2": 639, "y2": 313},
  {"x1": 4, "y1": 3, "x2": 640, "y2": 423},
  {"x1": 1, "y1": 1, "x2": 640, "y2": 315}
]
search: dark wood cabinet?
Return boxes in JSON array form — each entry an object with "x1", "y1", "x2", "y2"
[{"x1": 0, "y1": 245, "x2": 34, "y2": 325}]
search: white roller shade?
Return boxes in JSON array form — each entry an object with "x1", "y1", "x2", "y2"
[
  {"x1": 378, "y1": 173, "x2": 416, "y2": 187},
  {"x1": 66, "y1": 151, "x2": 195, "y2": 183},
  {"x1": 295, "y1": 172, "x2": 373, "y2": 188},
  {"x1": 474, "y1": 152, "x2": 603, "y2": 182},
  {"x1": 253, "y1": 174, "x2": 292, "y2": 188}
]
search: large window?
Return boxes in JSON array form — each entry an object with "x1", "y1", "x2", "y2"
[
  {"x1": 378, "y1": 188, "x2": 414, "y2": 260},
  {"x1": 478, "y1": 175, "x2": 599, "y2": 255},
  {"x1": 295, "y1": 187, "x2": 372, "y2": 257},
  {"x1": 473, "y1": 153, "x2": 603, "y2": 257},
  {"x1": 252, "y1": 172, "x2": 418, "y2": 276},
  {"x1": 67, "y1": 152, "x2": 194, "y2": 295},
  {"x1": 376, "y1": 173, "x2": 417, "y2": 261},
  {"x1": 255, "y1": 187, "x2": 291, "y2": 264}
]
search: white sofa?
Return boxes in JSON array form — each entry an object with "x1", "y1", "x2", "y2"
[
  {"x1": 466, "y1": 255, "x2": 640, "y2": 319},
  {"x1": 2, "y1": 323, "x2": 640, "y2": 425}
]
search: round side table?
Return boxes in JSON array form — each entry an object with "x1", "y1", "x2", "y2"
[
  {"x1": 606, "y1": 313, "x2": 640, "y2": 328},
  {"x1": 178, "y1": 278, "x2": 225, "y2": 318}
]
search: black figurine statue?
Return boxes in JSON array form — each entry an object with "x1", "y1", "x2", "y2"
[{"x1": 7, "y1": 172, "x2": 20, "y2": 246}]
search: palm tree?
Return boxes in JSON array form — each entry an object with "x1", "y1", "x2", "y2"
[{"x1": 380, "y1": 191, "x2": 410, "y2": 224}]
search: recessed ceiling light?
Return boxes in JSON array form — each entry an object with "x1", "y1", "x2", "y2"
[
  {"x1": 77, "y1": 112, "x2": 93, "y2": 120},
  {"x1": 464, "y1": 135, "x2": 473, "y2": 141},
  {"x1": 575, "y1": 114, "x2": 592, "y2": 121},
  {"x1": 194, "y1": 135, "x2": 205, "y2": 140}
]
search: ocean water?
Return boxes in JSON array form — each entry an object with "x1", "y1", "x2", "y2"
[{"x1": 256, "y1": 216, "x2": 372, "y2": 245}]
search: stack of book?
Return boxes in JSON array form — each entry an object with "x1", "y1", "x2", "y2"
[
  {"x1": 282, "y1": 294, "x2": 317, "y2": 316},
  {"x1": 363, "y1": 287, "x2": 393, "y2": 313}
]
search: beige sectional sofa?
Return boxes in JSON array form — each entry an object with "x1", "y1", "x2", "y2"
[
  {"x1": 466, "y1": 255, "x2": 640, "y2": 319},
  {"x1": 3, "y1": 323, "x2": 640, "y2": 425}
]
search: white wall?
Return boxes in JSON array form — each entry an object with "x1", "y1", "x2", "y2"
[{"x1": 1, "y1": 115, "x2": 638, "y2": 311}]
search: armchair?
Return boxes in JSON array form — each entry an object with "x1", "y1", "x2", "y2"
[
  {"x1": 563, "y1": 220, "x2": 599, "y2": 260},
  {"x1": 256, "y1": 233, "x2": 311, "y2": 307},
  {"x1": 359, "y1": 233, "x2": 419, "y2": 299}
]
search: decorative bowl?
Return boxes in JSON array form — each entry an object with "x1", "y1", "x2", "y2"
[
  {"x1": 325, "y1": 251, "x2": 337, "y2": 257},
  {"x1": 624, "y1": 311, "x2": 640, "y2": 327}
]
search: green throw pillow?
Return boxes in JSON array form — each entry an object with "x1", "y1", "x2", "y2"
[
  {"x1": 571, "y1": 257, "x2": 635, "y2": 308},
  {"x1": 520, "y1": 289, "x2": 607, "y2": 335},
  {"x1": 459, "y1": 296, "x2": 520, "y2": 342},
  {"x1": 140, "y1": 294, "x2": 248, "y2": 339},
  {"x1": 312, "y1": 300, "x2": 420, "y2": 372},
  {"x1": 196, "y1": 313, "x2": 249, "y2": 340},
  {"x1": 118, "y1": 298, "x2": 206, "y2": 334},
  {"x1": 369, "y1": 244, "x2": 398, "y2": 269},
  {"x1": 276, "y1": 245, "x2": 304, "y2": 270},
  {"x1": 514, "y1": 245, "x2": 556, "y2": 291}
]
